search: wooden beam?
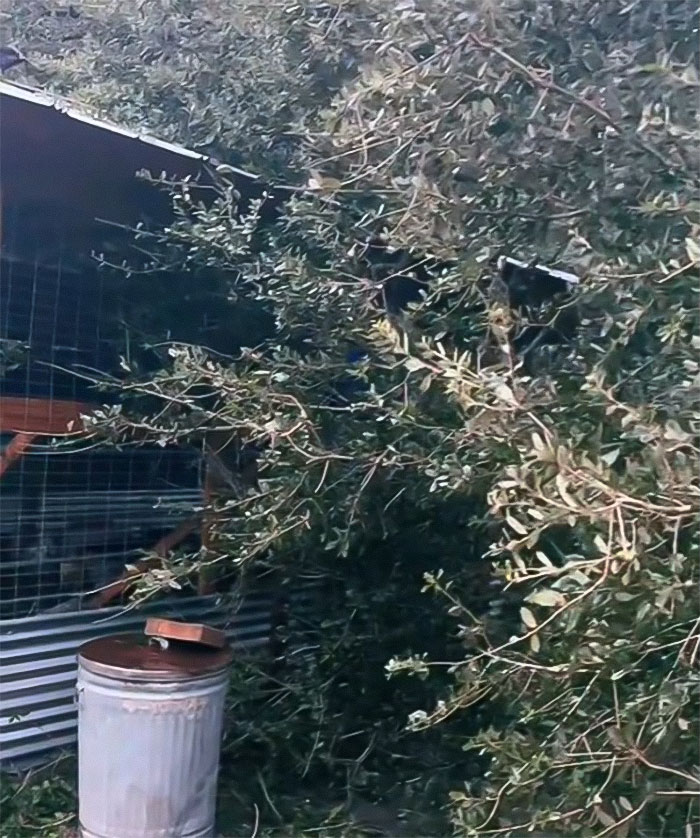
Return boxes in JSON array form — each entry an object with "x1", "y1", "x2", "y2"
[
  {"x1": 84, "y1": 560, "x2": 156, "y2": 610},
  {"x1": 198, "y1": 460, "x2": 219, "y2": 595},
  {"x1": 197, "y1": 430, "x2": 260, "y2": 594},
  {"x1": 85, "y1": 515, "x2": 201, "y2": 609},
  {"x1": 0, "y1": 397, "x2": 90, "y2": 435},
  {"x1": 153, "y1": 516, "x2": 201, "y2": 558},
  {"x1": 0, "y1": 432, "x2": 36, "y2": 477}
]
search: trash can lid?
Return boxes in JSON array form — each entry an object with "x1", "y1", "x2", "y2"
[
  {"x1": 144, "y1": 617, "x2": 227, "y2": 649},
  {"x1": 79, "y1": 633, "x2": 233, "y2": 681}
]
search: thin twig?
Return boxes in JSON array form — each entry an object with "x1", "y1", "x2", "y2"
[
  {"x1": 256, "y1": 771, "x2": 283, "y2": 824},
  {"x1": 250, "y1": 803, "x2": 260, "y2": 838},
  {"x1": 469, "y1": 33, "x2": 676, "y2": 171}
]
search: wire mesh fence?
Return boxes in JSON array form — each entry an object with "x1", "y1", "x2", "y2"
[
  {"x1": 0, "y1": 437, "x2": 202, "y2": 618},
  {"x1": 0, "y1": 245, "x2": 204, "y2": 619}
]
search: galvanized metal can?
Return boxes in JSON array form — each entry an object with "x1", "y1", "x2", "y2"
[{"x1": 77, "y1": 633, "x2": 232, "y2": 838}]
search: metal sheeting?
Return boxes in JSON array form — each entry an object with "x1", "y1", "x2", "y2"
[
  {"x1": 0, "y1": 591, "x2": 275, "y2": 765},
  {"x1": 0, "y1": 79, "x2": 270, "y2": 270},
  {"x1": 0, "y1": 80, "x2": 209, "y2": 162}
]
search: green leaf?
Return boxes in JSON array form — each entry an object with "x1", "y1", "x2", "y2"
[
  {"x1": 520, "y1": 606, "x2": 538, "y2": 628},
  {"x1": 404, "y1": 357, "x2": 426, "y2": 372},
  {"x1": 685, "y1": 237, "x2": 700, "y2": 264},
  {"x1": 555, "y1": 473, "x2": 577, "y2": 509},
  {"x1": 481, "y1": 98, "x2": 495, "y2": 116},
  {"x1": 525, "y1": 589, "x2": 566, "y2": 608},
  {"x1": 505, "y1": 513, "x2": 529, "y2": 536},
  {"x1": 600, "y1": 448, "x2": 620, "y2": 466}
]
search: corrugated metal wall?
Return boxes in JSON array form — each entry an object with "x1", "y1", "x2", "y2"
[{"x1": 0, "y1": 591, "x2": 278, "y2": 766}]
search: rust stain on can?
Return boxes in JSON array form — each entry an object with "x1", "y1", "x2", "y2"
[{"x1": 121, "y1": 697, "x2": 209, "y2": 716}]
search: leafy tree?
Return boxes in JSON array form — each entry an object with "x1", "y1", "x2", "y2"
[
  {"x1": 7, "y1": 0, "x2": 699, "y2": 834},
  {"x1": 8, "y1": 0, "x2": 371, "y2": 178}
]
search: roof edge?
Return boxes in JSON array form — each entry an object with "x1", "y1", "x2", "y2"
[{"x1": 0, "y1": 80, "x2": 261, "y2": 183}]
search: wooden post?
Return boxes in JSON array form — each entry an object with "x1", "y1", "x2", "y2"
[
  {"x1": 0, "y1": 432, "x2": 36, "y2": 478},
  {"x1": 198, "y1": 461, "x2": 218, "y2": 595},
  {"x1": 85, "y1": 516, "x2": 201, "y2": 609},
  {"x1": 0, "y1": 397, "x2": 89, "y2": 479}
]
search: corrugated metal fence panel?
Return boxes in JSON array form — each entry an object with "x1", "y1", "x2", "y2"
[{"x1": 0, "y1": 590, "x2": 286, "y2": 765}]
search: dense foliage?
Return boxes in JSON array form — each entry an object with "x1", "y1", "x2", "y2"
[
  {"x1": 6, "y1": 1, "x2": 700, "y2": 835},
  {"x1": 9, "y1": 0, "x2": 369, "y2": 178}
]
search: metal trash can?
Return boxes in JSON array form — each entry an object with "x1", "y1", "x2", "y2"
[{"x1": 77, "y1": 621, "x2": 232, "y2": 838}]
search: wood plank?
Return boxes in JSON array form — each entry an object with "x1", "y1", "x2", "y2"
[
  {"x1": 198, "y1": 463, "x2": 217, "y2": 595},
  {"x1": 85, "y1": 516, "x2": 201, "y2": 609},
  {"x1": 0, "y1": 432, "x2": 36, "y2": 477},
  {"x1": 153, "y1": 517, "x2": 200, "y2": 558},
  {"x1": 0, "y1": 397, "x2": 90, "y2": 435},
  {"x1": 144, "y1": 618, "x2": 227, "y2": 649}
]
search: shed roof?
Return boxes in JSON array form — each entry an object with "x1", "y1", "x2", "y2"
[{"x1": 0, "y1": 81, "x2": 260, "y2": 262}]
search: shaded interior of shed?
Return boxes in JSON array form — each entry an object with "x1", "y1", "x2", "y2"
[{"x1": 0, "y1": 82, "x2": 266, "y2": 616}]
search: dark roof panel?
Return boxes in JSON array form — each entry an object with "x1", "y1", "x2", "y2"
[{"x1": 0, "y1": 81, "x2": 259, "y2": 259}]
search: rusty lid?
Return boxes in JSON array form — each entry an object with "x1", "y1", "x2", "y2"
[
  {"x1": 78, "y1": 633, "x2": 233, "y2": 682},
  {"x1": 144, "y1": 617, "x2": 227, "y2": 649}
]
